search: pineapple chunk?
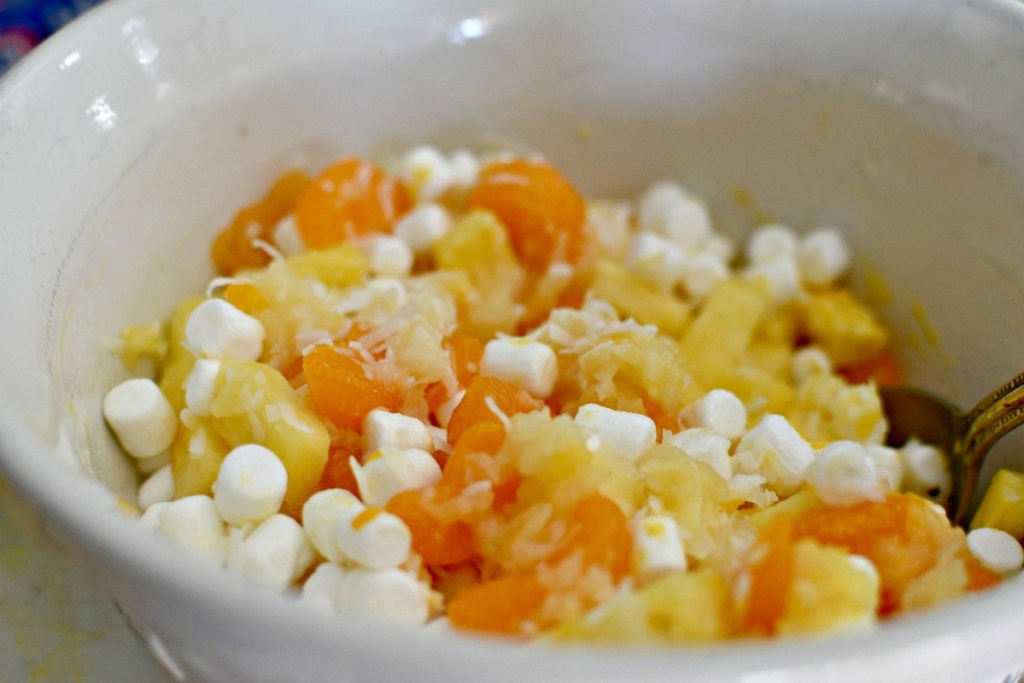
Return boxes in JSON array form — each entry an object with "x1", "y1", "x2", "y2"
[
  {"x1": 775, "y1": 539, "x2": 879, "y2": 635},
  {"x1": 283, "y1": 244, "x2": 367, "y2": 287},
  {"x1": 550, "y1": 569, "x2": 732, "y2": 643},
  {"x1": 971, "y1": 469, "x2": 1024, "y2": 538},
  {"x1": 715, "y1": 364, "x2": 796, "y2": 420},
  {"x1": 803, "y1": 289, "x2": 887, "y2": 367},
  {"x1": 786, "y1": 374, "x2": 886, "y2": 445},
  {"x1": 206, "y1": 360, "x2": 330, "y2": 515},
  {"x1": 679, "y1": 278, "x2": 770, "y2": 382},
  {"x1": 118, "y1": 321, "x2": 167, "y2": 372},
  {"x1": 158, "y1": 296, "x2": 204, "y2": 412},
  {"x1": 589, "y1": 258, "x2": 691, "y2": 336},
  {"x1": 746, "y1": 490, "x2": 820, "y2": 531},
  {"x1": 170, "y1": 419, "x2": 230, "y2": 498},
  {"x1": 900, "y1": 546, "x2": 968, "y2": 612}
]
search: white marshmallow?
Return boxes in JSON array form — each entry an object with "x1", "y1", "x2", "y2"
[
  {"x1": 335, "y1": 506, "x2": 412, "y2": 569},
  {"x1": 637, "y1": 182, "x2": 688, "y2": 230},
  {"x1": 449, "y1": 149, "x2": 480, "y2": 188},
  {"x1": 394, "y1": 203, "x2": 452, "y2": 256},
  {"x1": 633, "y1": 515, "x2": 687, "y2": 581},
  {"x1": 901, "y1": 439, "x2": 952, "y2": 503},
  {"x1": 229, "y1": 514, "x2": 316, "y2": 590},
  {"x1": 401, "y1": 146, "x2": 455, "y2": 202},
  {"x1": 335, "y1": 568, "x2": 430, "y2": 625},
  {"x1": 363, "y1": 410, "x2": 434, "y2": 454},
  {"x1": 185, "y1": 298, "x2": 266, "y2": 362},
  {"x1": 185, "y1": 358, "x2": 222, "y2": 416},
  {"x1": 138, "y1": 464, "x2": 175, "y2": 511},
  {"x1": 301, "y1": 489, "x2": 363, "y2": 563},
  {"x1": 790, "y1": 346, "x2": 833, "y2": 385},
  {"x1": 136, "y1": 451, "x2": 170, "y2": 475},
  {"x1": 679, "y1": 251, "x2": 729, "y2": 300},
  {"x1": 575, "y1": 404, "x2": 657, "y2": 462},
  {"x1": 679, "y1": 389, "x2": 747, "y2": 442},
  {"x1": 746, "y1": 224, "x2": 798, "y2": 264},
  {"x1": 368, "y1": 236, "x2": 413, "y2": 278},
  {"x1": 866, "y1": 444, "x2": 904, "y2": 491},
  {"x1": 626, "y1": 232, "x2": 686, "y2": 291},
  {"x1": 967, "y1": 528, "x2": 1024, "y2": 575},
  {"x1": 481, "y1": 337, "x2": 558, "y2": 399},
  {"x1": 158, "y1": 495, "x2": 226, "y2": 563},
  {"x1": 797, "y1": 227, "x2": 851, "y2": 286},
  {"x1": 272, "y1": 214, "x2": 306, "y2": 256},
  {"x1": 704, "y1": 233, "x2": 737, "y2": 263},
  {"x1": 805, "y1": 441, "x2": 885, "y2": 506},
  {"x1": 669, "y1": 428, "x2": 732, "y2": 481},
  {"x1": 729, "y1": 472, "x2": 778, "y2": 509},
  {"x1": 301, "y1": 561, "x2": 347, "y2": 611},
  {"x1": 139, "y1": 500, "x2": 169, "y2": 530},
  {"x1": 103, "y1": 378, "x2": 178, "y2": 459},
  {"x1": 212, "y1": 444, "x2": 289, "y2": 526},
  {"x1": 636, "y1": 182, "x2": 711, "y2": 251},
  {"x1": 734, "y1": 414, "x2": 814, "y2": 497},
  {"x1": 744, "y1": 256, "x2": 803, "y2": 305},
  {"x1": 351, "y1": 448, "x2": 442, "y2": 508}
]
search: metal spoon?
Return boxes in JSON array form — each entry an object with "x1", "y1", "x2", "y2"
[{"x1": 881, "y1": 371, "x2": 1024, "y2": 526}]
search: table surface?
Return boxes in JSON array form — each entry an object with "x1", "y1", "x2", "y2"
[{"x1": 0, "y1": 477, "x2": 172, "y2": 683}]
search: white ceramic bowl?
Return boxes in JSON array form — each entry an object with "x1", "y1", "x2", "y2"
[{"x1": 3, "y1": 0, "x2": 1024, "y2": 681}]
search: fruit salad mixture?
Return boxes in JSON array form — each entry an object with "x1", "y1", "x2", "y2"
[{"x1": 102, "y1": 147, "x2": 1024, "y2": 643}]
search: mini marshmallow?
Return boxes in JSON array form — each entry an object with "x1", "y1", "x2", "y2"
[
  {"x1": 335, "y1": 567, "x2": 430, "y2": 625},
  {"x1": 138, "y1": 464, "x2": 175, "y2": 511},
  {"x1": 866, "y1": 444, "x2": 904, "y2": 491},
  {"x1": 679, "y1": 389, "x2": 747, "y2": 442},
  {"x1": 363, "y1": 410, "x2": 434, "y2": 453},
  {"x1": 790, "y1": 346, "x2": 833, "y2": 385},
  {"x1": 967, "y1": 528, "x2": 1024, "y2": 575},
  {"x1": 103, "y1": 378, "x2": 178, "y2": 458},
  {"x1": 734, "y1": 414, "x2": 814, "y2": 497},
  {"x1": 449, "y1": 149, "x2": 480, "y2": 188},
  {"x1": 185, "y1": 298, "x2": 266, "y2": 362},
  {"x1": 136, "y1": 451, "x2": 170, "y2": 475},
  {"x1": 301, "y1": 561, "x2": 347, "y2": 611},
  {"x1": 797, "y1": 227, "x2": 850, "y2": 286},
  {"x1": 139, "y1": 501, "x2": 169, "y2": 530},
  {"x1": 368, "y1": 236, "x2": 413, "y2": 278},
  {"x1": 185, "y1": 358, "x2": 222, "y2": 416},
  {"x1": 745, "y1": 256, "x2": 803, "y2": 305},
  {"x1": 302, "y1": 489, "x2": 363, "y2": 562},
  {"x1": 335, "y1": 506, "x2": 413, "y2": 569},
  {"x1": 704, "y1": 233, "x2": 737, "y2": 263},
  {"x1": 633, "y1": 515, "x2": 687, "y2": 581},
  {"x1": 679, "y1": 251, "x2": 729, "y2": 300},
  {"x1": 901, "y1": 439, "x2": 952, "y2": 503},
  {"x1": 230, "y1": 514, "x2": 316, "y2": 590},
  {"x1": 669, "y1": 428, "x2": 732, "y2": 481},
  {"x1": 272, "y1": 214, "x2": 306, "y2": 256},
  {"x1": 401, "y1": 146, "x2": 455, "y2": 201},
  {"x1": 212, "y1": 444, "x2": 289, "y2": 526},
  {"x1": 575, "y1": 404, "x2": 657, "y2": 462},
  {"x1": 636, "y1": 182, "x2": 711, "y2": 251},
  {"x1": 158, "y1": 495, "x2": 226, "y2": 563},
  {"x1": 626, "y1": 232, "x2": 686, "y2": 292},
  {"x1": 481, "y1": 337, "x2": 558, "y2": 399},
  {"x1": 352, "y1": 448, "x2": 442, "y2": 508},
  {"x1": 394, "y1": 203, "x2": 452, "y2": 255},
  {"x1": 805, "y1": 441, "x2": 885, "y2": 506},
  {"x1": 746, "y1": 224, "x2": 798, "y2": 264}
]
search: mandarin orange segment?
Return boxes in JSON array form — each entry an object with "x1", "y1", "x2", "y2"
[
  {"x1": 211, "y1": 169, "x2": 311, "y2": 275},
  {"x1": 223, "y1": 282, "x2": 270, "y2": 315},
  {"x1": 437, "y1": 422, "x2": 507, "y2": 499},
  {"x1": 965, "y1": 557, "x2": 1002, "y2": 591},
  {"x1": 838, "y1": 348, "x2": 901, "y2": 387},
  {"x1": 447, "y1": 333, "x2": 484, "y2": 386},
  {"x1": 447, "y1": 574, "x2": 548, "y2": 635},
  {"x1": 302, "y1": 344, "x2": 402, "y2": 432},
  {"x1": 466, "y1": 159, "x2": 587, "y2": 269},
  {"x1": 740, "y1": 517, "x2": 796, "y2": 635},
  {"x1": 550, "y1": 493, "x2": 631, "y2": 581},
  {"x1": 386, "y1": 489, "x2": 476, "y2": 566},
  {"x1": 317, "y1": 445, "x2": 361, "y2": 495},
  {"x1": 446, "y1": 376, "x2": 543, "y2": 445},
  {"x1": 294, "y1": 157, "x2": 412, "y2": 248}
]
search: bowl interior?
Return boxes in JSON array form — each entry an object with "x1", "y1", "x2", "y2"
[{"x1": 3, "y1": 0, "x2": 1024, "y2": 680}]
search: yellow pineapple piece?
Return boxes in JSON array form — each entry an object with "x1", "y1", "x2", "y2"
[
  {"x1": 549, "y1": 568, "x2": 732, "y2": 643},
  {"x1": 786, "y1": 374, "x2": 885, "y2": 444},
  {"x1": 206, "y1": 360, "x2": 330, "y2": 516},
  {"x1": 775, "y1": 539, "x2": 879, "y2": 635},
  {"x1": 971, "y1": 469, "x2": 1024, "y2": 538},
  {"x1": 900, "y1": 546, "x2": 968, "y2": 612},
  {"x1": 170, "y1": 419, "x2": 230, "y2": 498},
  {"x1": 118, "y1": 321, "x2": 167, "y2": 372},
  {"x1": 715, "y1": 364, "x2": 796, "y2": 420},
  {"x1": 803, "y1": 288, "x2": 887, "y2": 367},
  {"x1": 283, "y1": 244, "x2": 368, "y2": 287},
  {"x1": 679, "y1": 278, "x2": 770, "y2": 384},
  {"x1": 589, "y1": 258, "x2": 691, "y2": 336},
  {"x1": 389, "y1": 317, "x2": 449, "y2": 385},
  {"x1": 746, "y1": 489, "x2": 820, "y2": 531},
  {"x1": 158, "y1": 296, "x2": 204, "y2": 412}
]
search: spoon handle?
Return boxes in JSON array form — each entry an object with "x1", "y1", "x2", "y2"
[{"x1": 963, "y1": 370, "x2": 1024, "y2": 425}]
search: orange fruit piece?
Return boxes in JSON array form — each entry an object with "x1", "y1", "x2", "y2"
[
  {"x1": 294, "y1": 157, "x2": 412, "y2": 248},
  {"x1": 447, "y1": 573, "x2": 548, "y2": 635},
  {"x1": 317, "y1": 445, "x2": 361, "y2": 495},
  {"x1": 448, "y1": 333, "x2": 484, "y2": 386},
  {"x1": 437, "y1": 422, "x2": 507, "y2": 500},
  {"x1": 211, "y1": 170, "x2": 310, "y2": 275},
  {"x1": 740, "y1": 517, "x2": 796, "y2": 635},
  {"x1": 303, "y1": 344, "x2": 402, "y2": 432},
  {"x1": 466, "y1": 159, "x2": 587, "y2": 270},
  {"x1": 839, "y1": 348, "x2": 901, "y2": 387},
  {"x1": 223, "y1": 282, "x2": 270, "y2": 315},
  {"x1": 446, "y1": 376, "x2": 543, "y2": 446},
  {"x1": 387, "y1": 489, "x2": 476, "y2": 567},
  {"x1": 965, "y1": 556, "x2": 1002, "y2": 591},
  {"x1": 549, "y1": 493, "x2": 631, "y2": 581}
]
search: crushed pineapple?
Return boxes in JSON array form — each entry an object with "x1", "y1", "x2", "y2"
[{"x1": 104, "y1": 146, "x2": 1017, "y2": 646}]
